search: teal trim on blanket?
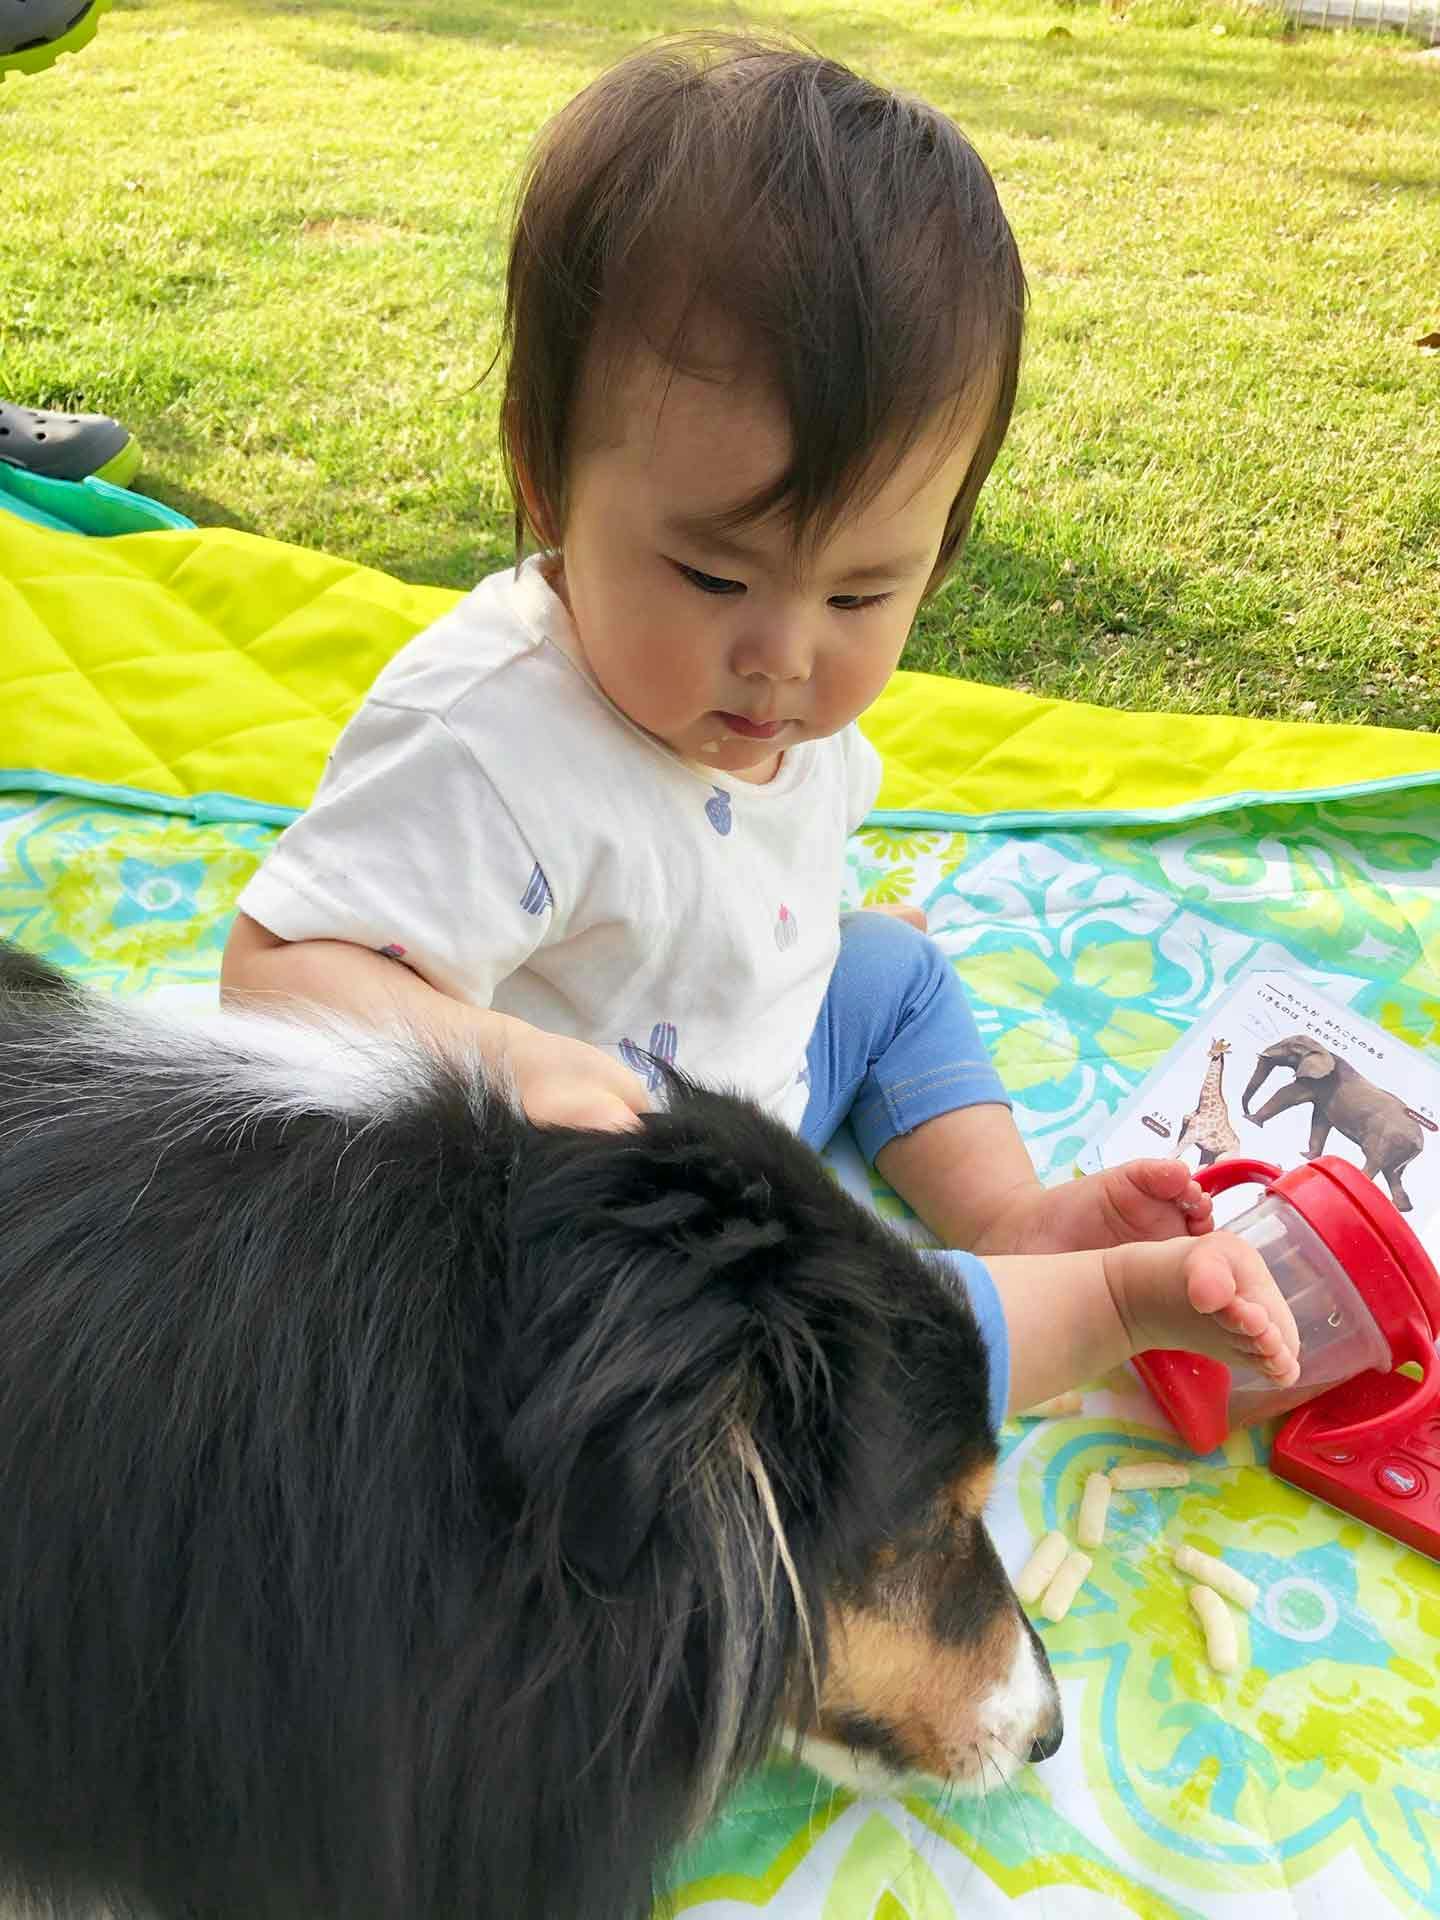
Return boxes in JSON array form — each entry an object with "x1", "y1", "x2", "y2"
[
  {"x1": 0, "y1": 771, "x2": 301, "y2": 830},
  {"x1": 0, "y1": 464, "x2": 196, "y2": 536}
]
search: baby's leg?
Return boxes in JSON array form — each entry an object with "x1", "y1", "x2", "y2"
[
  {"x1": 803, "y1": 913, "x2": 1210, "y2": 1251},
  {"x1": 798, "y1": 912, "x2": 1019, "y2": 1214},
  {"x1": 973, "y1": 1232, "x2": 1301, "y2": 1416},
  {"x1": 1104, "y1": 1233, "x2": 1301, "y2": 1385},
  {"x1": 882, "y1": 1105, "x2": 1214, "y2": 1253}
]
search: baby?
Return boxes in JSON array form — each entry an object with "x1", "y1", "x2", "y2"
[{"x1": 222, "y1": 33, "x2": 1299, "y2": 1423}]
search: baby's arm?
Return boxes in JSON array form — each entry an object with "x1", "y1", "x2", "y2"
[{"x1": 221, "y1": 915, "x2": 650, "y2": 1132}]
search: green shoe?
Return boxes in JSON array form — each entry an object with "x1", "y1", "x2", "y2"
[
  {"x1": 0, "y1": 0, "x2": 111, "y2": 76},
  {"x1": 0, "y1": 402, "x2": 141, "y2": 485}
]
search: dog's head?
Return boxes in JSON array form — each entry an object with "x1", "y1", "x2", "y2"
[{"x1": 497, "y1": 1076, "x2": 1061, "y2": 1829}]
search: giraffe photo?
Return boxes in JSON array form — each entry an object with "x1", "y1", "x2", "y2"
[{"x1": 1173, "y1": 1037, "x2": 1244, "y2": 1168}]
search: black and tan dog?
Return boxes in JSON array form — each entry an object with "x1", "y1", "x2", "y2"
[{"x1": 0, "y1": 938, "x2": 1059, "y2": 1920}]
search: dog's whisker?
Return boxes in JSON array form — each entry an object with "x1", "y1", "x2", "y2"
[
  {"x1": 973, "y1": 1743, "x2": 992, "y2": 1816},
  {"x1": 1003, "y1": 1766, "x2": 1038, "y2": 1854}
]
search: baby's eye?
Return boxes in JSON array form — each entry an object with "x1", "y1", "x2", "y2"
[
  {"x1": 829, "y1": 592, "x2": 896, "y2": 614},
  {"x1": 673, "y1": 562, "x2": 745, "y2": 596}
]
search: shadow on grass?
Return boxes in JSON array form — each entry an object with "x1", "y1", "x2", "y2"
[
  {"x1": 907, "y1": 518, "x2": 1434, "y2": 731},
  {"x1": 909, "y1": 519, "x2": 1289, "y2": 712},
  {"x1": 296, "y1": 41, "x2": 410, "y2": 75},
  {"x1": 1327, "y1": 165, "x2": 1440, "y2": 192},
  {"x1": 188, "y1": 0, "x2": 547, "y2": 35},
  {"x1": 368, "y1": 527, "x2": 512, "y2": 591},
  {"x1": 912, "y1": 522, "x2": 1187, "y2": 662},
  {"x1": 169, "y1": 2, "x2": 1285, "y2": 166},
  {"x1": 184, "y1": 0, "x2": 733, "y2": 57},
  {"x1": 138, "y1": 475, "x2": 264, "y2": 536}
]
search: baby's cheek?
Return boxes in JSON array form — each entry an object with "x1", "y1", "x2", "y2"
[
  {"x1": 641, "y1": 646, "x2": 711, "y2": 720},
  {"x1": 825, "y1": 641, "x2": 905, "y2": 731}
]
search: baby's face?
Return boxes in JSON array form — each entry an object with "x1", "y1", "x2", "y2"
[{"x1": 546, "y1": 340, "x2": 988, "y2": 784}]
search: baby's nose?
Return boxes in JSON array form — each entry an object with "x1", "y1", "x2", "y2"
[{"x1": 731, "y1": 622, "x2": 812, "y2": 685}]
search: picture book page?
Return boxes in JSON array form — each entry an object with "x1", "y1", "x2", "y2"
[{"x1": 1076, "y1": 971, "x2": 1440, "y2": 1252}]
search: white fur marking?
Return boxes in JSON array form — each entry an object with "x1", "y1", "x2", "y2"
[
  {"x1": 0, "y1": 996, "x2": 469, "y2": 1162},
  {"x1": 788, "y1": 1613, "x2": 1062, "y2": 1801},
  {"x1": 977, "y1": 1622, "x2": 1056, "y2": 1785},
  {"x1": 793, "y1": 1731, "x2": 916, "y2": 1799}
]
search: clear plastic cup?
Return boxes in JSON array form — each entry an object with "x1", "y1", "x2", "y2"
[{"x1": 1224, "y1": 1193, "x2": 1393, "y2": 1427}]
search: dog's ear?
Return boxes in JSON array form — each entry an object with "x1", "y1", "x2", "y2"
[
  {"x1": 557, "y1": 1428, "x2": 664, "y2": 1589},
  {"x1": 503, "y1": 1393, "x2": 672, "y2": 1591},
  {"x1": 501, "y1": 1099, "x2": 809, "y2": 1589}
]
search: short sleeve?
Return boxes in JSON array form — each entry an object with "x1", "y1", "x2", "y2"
[
  {"x1": 844, "y1": 725, "x2": 884, "y2": 835},
  {"x1": 236, "y1": 698, "x2": 553, "y2": 1006},
  {"x1": 928, "y1": 1251, "x2": 1012, "y2": 1435}
]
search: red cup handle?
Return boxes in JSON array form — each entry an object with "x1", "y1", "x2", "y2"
[
  {"x1": 1311, "y1": 1317, "x2": 1440, "y2": 1447},
  {"x1": 1193, "y1": 1157, "x2": 1281, "y2": 1200}
]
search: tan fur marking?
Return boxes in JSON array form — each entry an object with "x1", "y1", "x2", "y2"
[
  {"x1": 821, "y1": 1601, "x2": 1020, "y2": 1776},
  {"x1": 942, "y1": 1460, "x2": 997, "y2": 1525}
]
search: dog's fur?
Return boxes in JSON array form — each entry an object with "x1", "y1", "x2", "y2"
[{"x1": 0, "y1": 939, "x2": 1059, "y2": 1920}]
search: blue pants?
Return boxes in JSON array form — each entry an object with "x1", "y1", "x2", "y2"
[
  {"x1": 798, "y1": 911, "x2": 1014, "y2": 1432},
  {"x1": 799, "y1": 911, "x2": 1008, "y2": 1161}
]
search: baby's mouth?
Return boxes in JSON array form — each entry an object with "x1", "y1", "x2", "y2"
[{"x1": 714, "y1": 711, "x2": 787, "y2": 740}]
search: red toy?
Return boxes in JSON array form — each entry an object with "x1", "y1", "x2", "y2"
[{"x1": 1135, "y1": 1155, "x2": 1440, "y2": 1560}]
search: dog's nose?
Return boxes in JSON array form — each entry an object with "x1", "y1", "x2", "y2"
[{"x1": 1029, "y1": 1719, "x2": 1063, "y2": 1764}]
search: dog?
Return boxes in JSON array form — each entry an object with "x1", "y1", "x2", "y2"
[{"x1": 0, "y1": 937, "x2": 1060, "y2": 1920}]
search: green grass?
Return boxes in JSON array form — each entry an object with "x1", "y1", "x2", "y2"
[{"x1": 2, "y1": 0, "x2": 1437, "y2": 728}]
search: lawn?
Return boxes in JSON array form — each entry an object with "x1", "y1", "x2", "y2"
[{"x1": 2, "y1": 0, "x2": 1436, "y2": 729}]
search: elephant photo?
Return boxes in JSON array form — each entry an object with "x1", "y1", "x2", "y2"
[{"x1": 1242, "y1": 1033, "x2": 1427, "y2": 1212}]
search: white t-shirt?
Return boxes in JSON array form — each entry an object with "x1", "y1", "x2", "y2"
[{"x1": 238, "y1": 555, "x2": 883, "y2": 1130}]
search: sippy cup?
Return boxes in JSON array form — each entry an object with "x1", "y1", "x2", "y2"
[{"x1": 1134, "y1": 1155, "x2": 1440, "y2": 1455}]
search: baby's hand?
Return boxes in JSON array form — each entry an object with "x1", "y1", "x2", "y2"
[{"x1": 496, "y1": 1017, "x2": 652, "y2": 1132}]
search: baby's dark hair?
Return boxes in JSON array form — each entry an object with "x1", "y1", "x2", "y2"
[{"x1": 500, "y1": 32, "x2": 1026, "y2": 593}]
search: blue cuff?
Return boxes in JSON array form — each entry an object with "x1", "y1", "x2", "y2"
[
  {"x1": 927, "y1": 1250, "x2": 1010, "y2": 1435},
  {"x1": 850, "y1": 1063, "x2": 1010, "y2": 1168}
]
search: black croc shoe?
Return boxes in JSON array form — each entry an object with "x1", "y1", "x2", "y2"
[
  {"x1": 1, "y1": 0, "x2": 111, "y2": 73},
  {"x1": 0, "y1": 403, "x2": 140, "y2": 485}
]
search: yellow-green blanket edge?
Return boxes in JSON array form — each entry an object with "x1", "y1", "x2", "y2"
[{"x1": 4, "y1": 517, "x2": 1438, "y2": 829}]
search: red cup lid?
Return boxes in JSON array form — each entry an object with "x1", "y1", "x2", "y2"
[{"x1": 1272, "y1": 1156, "x2": 1440, "y2": 1339}]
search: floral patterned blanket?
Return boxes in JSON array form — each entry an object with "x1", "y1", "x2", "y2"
[{"x1": 2, "y1": 780, "x2": 1438, "y2": 1920}]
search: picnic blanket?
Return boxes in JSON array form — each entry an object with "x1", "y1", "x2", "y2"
[{"x1": 4, "y1": 512, "x2": 1440, "y2": 1919}]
